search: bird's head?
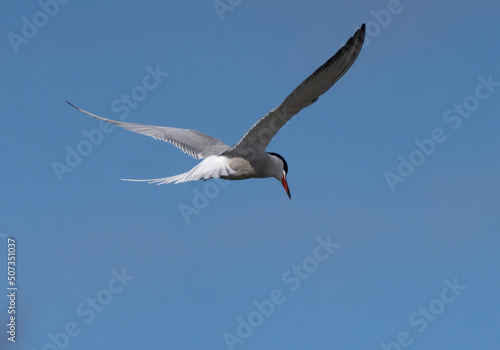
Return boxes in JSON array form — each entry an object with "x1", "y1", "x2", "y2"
[{"x1": 268, "y1": 152, "x2": 291, "y2": 199}]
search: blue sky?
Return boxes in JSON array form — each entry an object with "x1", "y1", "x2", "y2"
[{"x1": 1, "y1": 0, "x2": 499, "y2": 349}]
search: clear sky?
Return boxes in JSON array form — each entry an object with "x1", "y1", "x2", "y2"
[{"x1": 1, "y1": 0, "x2": 499, "y2": 349}]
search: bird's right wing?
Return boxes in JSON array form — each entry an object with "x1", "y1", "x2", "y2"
[
  {"x1": 228, "y1": 24, "x2": 365, "y2": 153},
  {"x1": 66, "y1": 102, "x2": 229, "y2": 159}
]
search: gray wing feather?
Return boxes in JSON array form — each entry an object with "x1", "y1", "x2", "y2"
[
  {"x1": 66, "y1": 102, "x2": 229, "y2": 159},
  {"x1": 228, "y1": 24, "x2": 365, "y2": 152}
]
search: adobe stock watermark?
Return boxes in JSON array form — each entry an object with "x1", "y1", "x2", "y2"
[
  {"x1": 33, "y1": 267, "x2": 135, "y2": 350},
  {"x1": 179, "y1": 178, "x2": 230, "y2": 224},
  {"x1": 222, "y1": 235, "x2": 340, "y2": 350},
  {"x1": 7, "y1": 0, "x2": 71, "y2": 54},
  {"x1": 384, "y1": 73, "x2": 499, "y2": 192},
  {"x1": 51, "y1": 64, "x2": 170, "y2": 183},
  {"x1": 379, "y1": 277, "x2": 467, "y2": 349},
  {"x1": 342, "y1": 0, "x2": 412, "y2": 48},
  {"x1": 213, "y1": 0, "x2": 243, "y2": 21}
]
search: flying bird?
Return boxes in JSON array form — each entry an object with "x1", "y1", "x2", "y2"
[{"x1": 67, "y1": 24, "x2": 365, "y2": 199}]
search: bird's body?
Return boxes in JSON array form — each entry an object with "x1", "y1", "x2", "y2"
[{"x1": 67, "y1": 24, "x2": 366, "y2": 199}]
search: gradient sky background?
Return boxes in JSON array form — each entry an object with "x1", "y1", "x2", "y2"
[{"x1": 1, "y1": 0, "x2": 500, "y2": 349}]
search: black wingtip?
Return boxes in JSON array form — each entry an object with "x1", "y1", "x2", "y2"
[
  {"x1": 354, "y1": 23, "x2": 366, "y2": 48},
  {"x1": 357, "y1": 23, "x2": 366, "y2": 42},
  {"x1": 65, "y1": 101, "x2": 80, "y2": 110}
]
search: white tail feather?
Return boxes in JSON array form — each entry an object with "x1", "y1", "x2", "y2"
[{"x1": 121, "y1": 156, "x2": 235, "y2": 185}]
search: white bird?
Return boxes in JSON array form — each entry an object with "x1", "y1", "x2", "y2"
[{"x1": 67, "y1": 24, "x2": 365, "y2": 199}]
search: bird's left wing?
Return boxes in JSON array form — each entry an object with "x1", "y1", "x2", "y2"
[
  {"x1": 66, "y1": 102, "x2": 229, "y2": 159},
  {"x1": 228, "y1": 24, "x2": 365, "y2": 153}
]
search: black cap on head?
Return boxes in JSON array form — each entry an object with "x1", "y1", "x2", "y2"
[{"x1": 268, "y1": 152, "x2": 288, "y2": 174}]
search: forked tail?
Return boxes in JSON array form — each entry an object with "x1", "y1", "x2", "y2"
[{"x1": 121, "y1": 156, "x2": 235, "y2": 185}]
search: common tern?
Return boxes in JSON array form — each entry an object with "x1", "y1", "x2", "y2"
[{"x1": 67, "y1": 24, "x2": 365, "y2": 199}]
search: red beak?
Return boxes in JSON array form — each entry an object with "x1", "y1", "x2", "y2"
[{"x1": 282, "y1": 171, "x2": 291, "y2": 199}]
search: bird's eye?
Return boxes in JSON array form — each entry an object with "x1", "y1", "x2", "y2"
[{"x1": 310, "y1": 97, "x2": 318, "y2": 104}]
